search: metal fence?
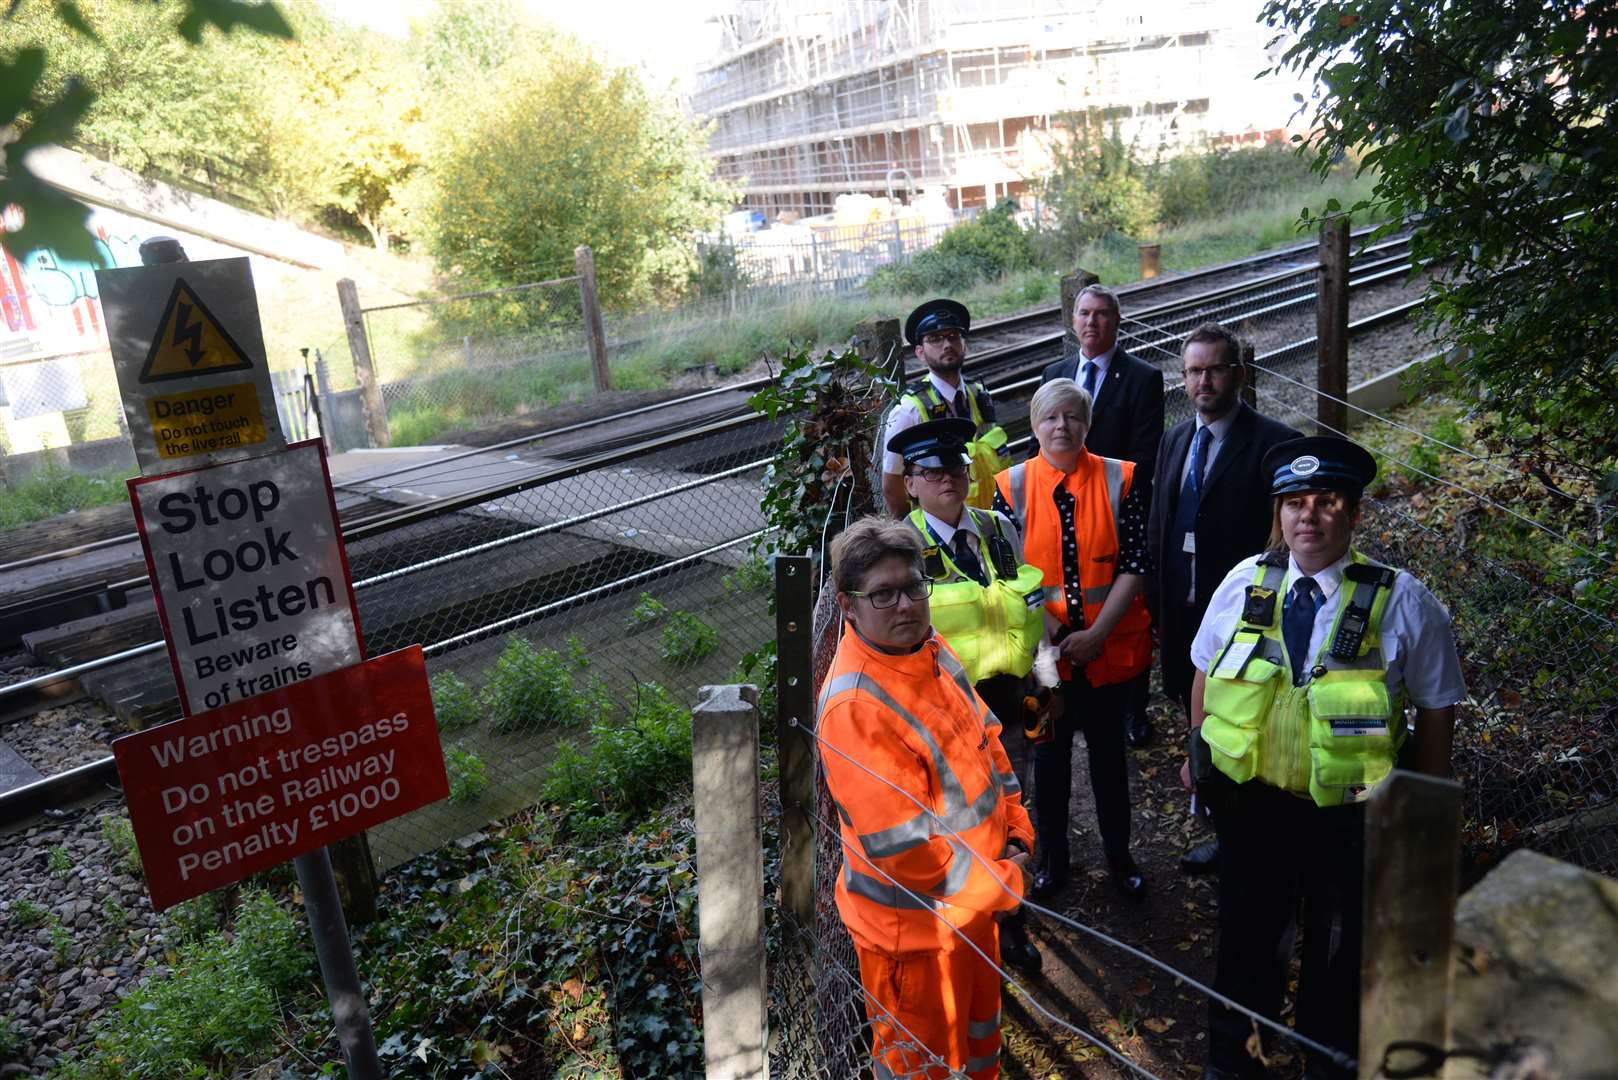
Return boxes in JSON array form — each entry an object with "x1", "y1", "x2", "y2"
[
  {"x1": 0, "y1": 350, "x2": 123, "y2": 455},
  {"x1": 346, "y1": 412, "x2": 780, "y2": 872},
  {"x1": 699, "y1": 218, "x2": 963, "y2": 295}
]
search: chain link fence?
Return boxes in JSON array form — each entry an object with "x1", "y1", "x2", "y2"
[
  {"x1": 345, "y1": 413, "x2": 780, "y2": 872},
  {"x1": 0, "y1": 350, "x2": 123, "y2": 457}
]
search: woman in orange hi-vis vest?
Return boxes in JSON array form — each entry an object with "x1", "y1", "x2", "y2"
[
  {"x1": 818, "y1": 517, "x2": 1035, "y2": 1080},
  {"x1": 994, "y1": 377, "x2": 1155, "y2": 901}
]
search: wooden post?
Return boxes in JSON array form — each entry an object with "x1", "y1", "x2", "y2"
[
  {"x1": 692, "y1": 684, "x2": 767, "y2": 1080},
  {"x1": 1316, "y1": 214, "x2": 1350, "y2": 436},
  {"x1": 1061, "y1": 268, "x2": 1102, "y2": 362},
  {"x1": 1138, "y1": 244, "x2": 1161, "y2": 280},
  {"x1": 776, "y1": 554, "x2": 815, "y2": 931},
  {"x1": 1359, "y1": 769, "x2": 1463, "y2": 1080},
  {"x1": 327, "y1": 833, "x2": 377, "y2": 925},
  {"x1": 853, "y1": 315, "x2": 903, "y2": 387},
  {"x1": 335, "y1": 278, "x2": 390, "y2": 449},
  {"x1": 575, "y1": 244, "x2": 613, "y2": 393}
]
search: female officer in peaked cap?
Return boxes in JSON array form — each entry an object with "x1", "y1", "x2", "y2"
[
  {"x1": 889, "y1": 416, "x2": 1051, "y2": 972},
  {"x1": 1180, "y1": 435, "x2": 1466, "y2": 1080}
]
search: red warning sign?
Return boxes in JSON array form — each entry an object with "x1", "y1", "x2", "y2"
[{"x1": 113, "y1": 647, "x2": 448, "y2": 911}]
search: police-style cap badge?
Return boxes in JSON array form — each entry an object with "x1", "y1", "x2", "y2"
[
  {"x1": 888, "y1": 417, "x2": 974, "y2": 470},
  {"x1": 905, "y1": 298, "x2": 971, "y2": 345},
  {"x1": 1262, "y1": 436, "x2": 1378, "y2": 497}
]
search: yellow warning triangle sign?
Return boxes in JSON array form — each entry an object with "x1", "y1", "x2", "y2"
[{"x1": 138, "y1": 279, "x2": 256, "y2": 383}]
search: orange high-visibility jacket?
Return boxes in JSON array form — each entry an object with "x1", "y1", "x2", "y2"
[
  {"x1": 817, "y1": 627, "x2": 1034, "y2": 956},
  {"x1": 996, "y1": 450, "x2": 1152, "y2": 687}
]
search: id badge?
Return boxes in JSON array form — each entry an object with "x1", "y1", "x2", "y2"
[{"x1": 1182, "y1": 532, "x2": 1196, "y2": 554}]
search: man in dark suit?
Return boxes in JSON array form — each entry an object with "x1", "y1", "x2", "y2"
[
  {"x1": 1147, "y1": 321, "x2": 1301, "y2": 873},
  {"x1": 1040, "y1": 284, "x2": 1164, "y2": 747}
]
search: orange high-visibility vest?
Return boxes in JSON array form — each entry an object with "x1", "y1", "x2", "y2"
[
  {"x1": 996, "y1": 450, "x2": 1151, "y2": 686},
  {"x1": 817, "y1": 627, "x2": 1034, "y2": 956}
]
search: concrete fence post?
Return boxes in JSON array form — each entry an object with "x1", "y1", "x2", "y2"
[
  {"x1": 1358, "y1": 769, "x2": 1463, "y2": 1079},
  {"x1": 853, "y1": 315, "x2": 903, "y2": 388},
  {"x1": 1316, "y1": 214, "x2": 1350, "y2": 436},
  {"x1": 575, "y1": 244, "x2": 613, "y2": 393},
  {"x1": 1060, "y1": 268, "x2": 1101, "y2": 362},
  {"x1": 692, "y1": 683, "x2": 768, "y2": 1080},
  {"x1": 335, "y1": 278, "x2": 390, "y2": 449}
]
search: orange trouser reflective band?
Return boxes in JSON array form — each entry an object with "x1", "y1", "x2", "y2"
[{"x1": 856, "y1": 916, "x2": 1003, "y2": 1080}]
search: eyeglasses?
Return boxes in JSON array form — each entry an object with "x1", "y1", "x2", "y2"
[
  {"x1": 921, "y1": 330, "x2": 964, "y2": 345},
  {"x1": 909, "y1": 463, "x2": 969, "y2": 482},
  {"x1": 847, "y1": 578, "x2": 933, "y2": 608},
  {"x1": 1183, "y1": 363, "x2": 1235, "y2": 382}
]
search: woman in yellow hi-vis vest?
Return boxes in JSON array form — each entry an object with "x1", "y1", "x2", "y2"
[
  {"x1": 1181, "y1": 436, "x2": 1465, "y2": 1080},
  {"x1": 889, "y1": 415, "x2": 1051, "y2": 972}
]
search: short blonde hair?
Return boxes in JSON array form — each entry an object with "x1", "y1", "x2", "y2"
[
  {"x1": 830, "y1": 516, "x2": 924, "y2": 594},
  {"x1": 1029, "y1": 377, "x2": 1092, "y2": 431}
]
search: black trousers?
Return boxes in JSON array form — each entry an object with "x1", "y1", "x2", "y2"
[
  {"x1": 976, "y1": 674, "x2": 1034, "y2": 949},
  {"x1": 1203, "y1": 771, "x2": 1364, "y2": 1079},
  {"x1": 1032, "y1": 673, "x2": 1131, "y2": 874}
]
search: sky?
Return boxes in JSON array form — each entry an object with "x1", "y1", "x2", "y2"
[{"x1": 314, "y1": 0, "x2": 725, "y2": 87}]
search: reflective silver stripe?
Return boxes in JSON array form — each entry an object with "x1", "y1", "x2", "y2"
[
  {"x1": 822, "y1": 671, "x2": 970, "y2": 815},
  {"x1": 1082, "y1": 583, "x2": 1111, "y2": 605},
  {"x1": 844, "y1": 862, "x2": 940, "y2": 910},
  {"x1": 1102, "y1": 456, "x2": 1126, "y2": 541},
  {"x1": 1006, "y1": 462, "x2": 1027, "y2": 525},
  {"x1": 936, "y1": 781, "x2": 1000, "y2": 839},
  {"x1": 967, "y1": 1012, "x2": 1001, "y2": 1039},
  {"x1": 930, "y1": 837, "x2": 973, "y2": 899},
  {"x1": 859, "y1": 810, "x2": 933, "y2": 858},
  {"x1": 873, "y1": 1064, "x2": 898, "y2": 1080},
  {"x1": 934, "y1": 648, "x2": 983, "y2": 719},
  {"x1": 966, "y1": 1049, "x2": 1001, "y2": 1071},
  {"x1": 996, "y1": 770, "x2": 1021, "y2": 796}
]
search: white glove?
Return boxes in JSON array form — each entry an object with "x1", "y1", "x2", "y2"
[{"x1": 1032, "y1": 642, "x2": 1061, "y2": 689}]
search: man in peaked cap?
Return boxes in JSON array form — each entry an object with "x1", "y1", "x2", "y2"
[
  {"x1": 881, "y1": 300, "x2": 1011, "y2": 516},
  {"x1": 1181, "y1": 434, "x2": 1465, "y2": 1080}
]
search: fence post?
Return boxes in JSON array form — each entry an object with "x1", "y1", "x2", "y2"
[
  {"x1": 890, "y1": 218, "x2": 903, "y2": 264},
  {"x1": 692, "y1": 684, "x2": 767, "y2": 1080},
  {"x1": 1240, "y1": 339, "x2": 1257, "y2": 411},
  {"x1": 1061, "y1": 268, "x2": 1102, "y2": 361},
  {"x1": 1359, "y1": 769, "x2": 1463, "y2": 1079},
  {"x1": 335, "y1": 278, "x2": 390, "y2": 449},
  {"x1": 1316, "y1": 214, "x2": 1350, "y2": 436},
  {"x1": 776, "y1": 554, "x2": 815, "y2": 931},
  {"x1": 854, "y1": 315, "x2": 903, "y2": 387},
  {"x1": 574, "y1": 244, "x2": 613, "y2": 393}
]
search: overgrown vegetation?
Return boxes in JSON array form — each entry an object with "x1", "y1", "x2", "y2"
[
  {"x1": 443, "y1": 745, "x2": 489, "y2": 804},
  {"x1": 482, "y1": 636, "x2": 608, "y2": 734},
  {"x1": 0, "y1": 464, "x2": 132, "y2": 531}
]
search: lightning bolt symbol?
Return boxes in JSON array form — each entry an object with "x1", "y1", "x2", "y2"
[{"x1": 173, "y1": 302, "x2": 206, "y2": 367}]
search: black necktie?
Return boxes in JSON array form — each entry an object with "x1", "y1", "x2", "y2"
[
  {"x1": 953, "y1": 531, "x2": 988, "y2": 586},
  {"x1": 1082, "y1": 361, "x2": 1100, "y2": 400},
  {"x1": 953, "y1": 389, "x2": 971, "y2": 419},
  {"x1": 1283, "y1": 577, "x2": 1320, "y2": 685}
]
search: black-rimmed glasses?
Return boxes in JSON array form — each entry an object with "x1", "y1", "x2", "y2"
[
  {"x1": 846, "y1": 578, "x2": 933, "y2": 608},
  {"x1": 909, "y1": 463, "x2": 969, "y2": 482}
]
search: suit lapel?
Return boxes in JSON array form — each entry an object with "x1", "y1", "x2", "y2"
[{"x1": 1200, "y1": 404, "x2": 1254, "y2": 496}]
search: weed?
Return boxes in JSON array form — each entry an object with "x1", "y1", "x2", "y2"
[
  {"x1": 429, "y1": 670, "x2": 481, "y2": 733},
  {"x1": 482, "y1": 635, "x2": 606, "y2": 734},
  {"x1": 10, "y1": 898, "x2": 46, "y2": 927},
  {"x1": 629, "y1": 591, "x2": 668, "y2": 626},
  {"x1": 444, "y1": 746, "x2": 490, "y2": 804},
  {"x1": 48, "y1": 916, "x2": 75, "y2": 965},
  {"x1": 102, "y1": 895, "x2": 129, "y2": 931},
  {"x1": 723, "y1": 555, "x2": 771, "y2": 594},
  {"x1": 566, "y1": 633, "x2": 591, "y2": 669},
  {"x1": 166, "y1": 891, "x2": 228, "y2": 945},
  {"x1": 100, "y1": 814, "x2": 142, "y2": 878},
  {"x1": 0, "y1": 462, "x2": 131, "y2": 531},
  {"x1": 660, "y1": 611, "x2": 717, "y2": 667},
  {"x1": 47, "y1": 844, "x2": 72, "y2": 877},
  {"x1": 737, "y1": 642, "x2": 778, "y2": 731},
  {"x1": 0, "y1": 1014, "x2": 21, "y2": 1060}
]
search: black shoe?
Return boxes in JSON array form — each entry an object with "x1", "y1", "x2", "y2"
[
  {"x1": 1126, "y1": 713, "x2": 1152, "y2": 747},
  {"x1": 1001, "y1": 936, "x2": 1043, "y2": 973},
  {"x1": 1029, "y1": 865, "x2": 1068, "y2": 900},
  {"x1": 1107, "y1": 853, "x2": 1147, "y2": 901},
  {"x1": 1179, "y1": 838, "x2": 1220, "y2": 875}
]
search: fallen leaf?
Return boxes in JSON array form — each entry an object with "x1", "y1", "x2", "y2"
[
  {"x1": 1130, "y1": 978, "x2": 1152, "y2": 996},
  {"x1": 1143, "y1": 1017, "x2": 1176, "y2": 1034},
  {"x1": 562, "y1": 977, "x2": 584, "y2": 1002}
]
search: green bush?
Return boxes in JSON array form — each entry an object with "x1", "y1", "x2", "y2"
[
  {"x1": 59, "y1": 890, "x2": 310, "y2": 1080},
  {"x1": 444, "y1": 746, "x2": 490, "y2": 804},
  {"x1": 723, "y1": 555, "x2": 771, "y2": 593},
  {"x1": 660, "y1": 611, "x2": 718, "y2": 667},
  {"x1": 428, "y1": 671, "x2": 481, "y2": 733},
  {"x1": 871, "y1": 200, "x2": 1033, "y2": 294},
  {"x1": 9, "y1": 898, "x2": 46, "y2": 927},
  {"x1": 1152, "y1": 140, "x2": 1320, "y2": 227},
  {"x1": 482, "y1": 635, "x2": 606, "y2": 734},
  {"x1": 0, "y1": 463, "x2": 131, "y2": 531},
  {"x1": 630, "y1": 591, "x2": 669, "y2": 626},
  {"x1": 541, "y1": 683, "x2": 694, "y2": 841}
]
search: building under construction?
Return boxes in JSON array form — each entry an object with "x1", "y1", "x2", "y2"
[{"x1": 691, "y1": 1, "x2": 1306, "y2": 220}]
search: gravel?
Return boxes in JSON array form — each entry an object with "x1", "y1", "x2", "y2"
[{"x1": 3, "y1": 703, "x2": 126, "y2": 777}]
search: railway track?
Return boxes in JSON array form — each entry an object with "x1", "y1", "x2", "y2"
[{"x1": 0, "y1": 232, "x2": 1431, "y2": 824}]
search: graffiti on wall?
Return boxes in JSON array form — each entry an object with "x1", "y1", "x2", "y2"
[{"x1": 0, "y1": 222, "x2": 144, "y2": 360}]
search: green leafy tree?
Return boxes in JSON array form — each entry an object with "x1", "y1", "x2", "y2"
[
  {"x1": 1035, "y1": 109, "x2": 1160, "y2": 256},
  {"x1": 0, "y1": 0, "x2": 292, "y2": 261},
  {"x1": 415, "y1": 31, "x2": 733, "y2": 307},
  {"x1": 1260, "y1": 0, "x2": 1618, "y2": 540}
]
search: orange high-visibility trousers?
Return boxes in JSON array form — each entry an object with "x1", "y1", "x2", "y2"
[{"x1": 856, "y1": 916, "x2": 1003, "y2": 1080}]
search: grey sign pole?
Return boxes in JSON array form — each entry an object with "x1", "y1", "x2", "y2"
[{"x1": 133, "y1": 239, "x2": 383, "y2": 1079}]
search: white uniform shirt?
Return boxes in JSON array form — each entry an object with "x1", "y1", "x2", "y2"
[
  {"x1": 918, "y1": 508, "x2": 1025, "y2": 565},
  {"x1": 881, "y1": 371, "x2": 971, "y2": 475},
  {"x1": 1190, "y1": 550, "x2": 1467, "y2": 710}
]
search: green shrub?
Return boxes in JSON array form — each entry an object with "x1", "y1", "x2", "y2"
[
  {"x1": 48, "y1": 915, "x2": 74, "y2": 965},
  {"x1": 630, "y1": 591, "x2": 669, "y2": 626},
  {"x1": 1152, "y1": 140, "x2": 1320, "y2": 227},
  {"x1": 101, "y1": 813, "x2": 142, "y2": 878},
  {"x1": 482, "y1": 635, "x2": 606, "y2": 734},
  {"x1": 10, "y1": 898, "x2": 46, "y2": 927},
  {"x1": 444, "y1": 746, "x2": 490, "y2": 804},
  {"x1": 0, "y1": 463, "x2": 131, "y2": 531},
  {"x1": 166, "y1": 891, "x2": 229, "y2": 945},
  {"x1": 723, "y1": 555, "x2": 772, "y2": 593},
  {"x1": 566, "y1": 632, "x2": 591, "y2": 669},
  {"x1": 429, "y1": 671, "x2": 480, "y2": 733},
  {"x1": 660, "y1": 611, "x2": 717, "y2": 667},
  {"x1": 231, "y1": 888, "x2": 311, "y2": 992},
  {"x1": 871, "y1": 200, "x2": 1033, "y2": 295},
  {"x1": 542, "y1": 683, "x2": 694, "y2": 841},
  {"x1": 47, "y1": 844, "x2": 72, "y2": 876}
]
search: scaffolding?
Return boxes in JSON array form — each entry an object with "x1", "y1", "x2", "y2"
[{"x1": 692, "y1": 0, "x2": 1301, "y2": 219}]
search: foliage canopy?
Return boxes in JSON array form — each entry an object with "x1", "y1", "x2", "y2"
[{"x1": 1261, "y1": 0, "x2": 1618, "y2": 537}]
